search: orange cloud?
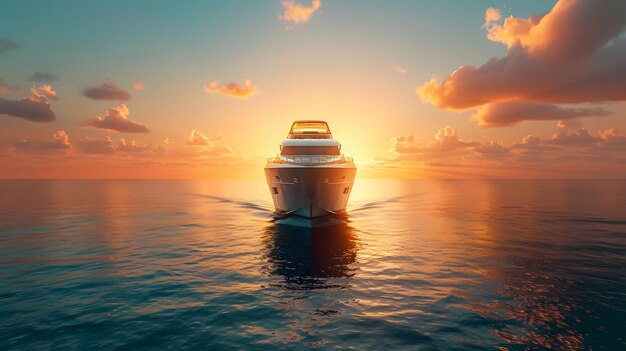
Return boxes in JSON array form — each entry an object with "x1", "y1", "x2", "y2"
[
  {"x1": 484, "y1": 11, "x2": 539, "y2": 49},
  {"x1": 117, "y1": 138, "x2": 164, "y2": 153},
  {"x1": 599, "y1": 128, "x2": 626, "y2": 150},
  {"x1": 474, "y1": 102, "x2": 610, "y2": 128},
  {"x1": 10, "y1": 128, "x2": 233, "y2": 162},
  {"x1": 378, "y1": 127, "x2": 510, "y2": 168},
  {"x1": 63, "y1": 135, "x2": 164, "y2": 155},
  {"x1": 0, "y1": 85, "x2": 58, "y2": 122},
  {"x1": 380, "y1": 122, "x2": 626, "y2": 170},
  {"x1": 43, "y1": 130, "x2": 70, "y2": 149},
  {"x1": 83, "y1": 82, "x2": 131, "y2": 101},
  {"x1": 184, "y1": 130, "x2": 232, "y2": 156},
  {"x1": 0, "y1": 99, "x2": 55, "y2": 122},
  {"x1": 2, "y1": 130, "x2": 248, "y2": 178},
  {"x1": 550, "y1": 122, "x2": 602, "y2": 145},
  {"x1": 483, "y1": 1, "x2": 625, "y2": 62},
  {"x1": 12, "y1": 130, "x2": 70, "y2": 152},
  {"x1": 204, "y1": 79, "x2": 259, "y2": 99},
  {"x1": 473, "y1": 141, "x2": 510, "y2": 160},
  {"x1": 429, "y1": 126, "x2": 479, "y2": 151},
  {"x1": 83, "y1": 104, "x2": 149, "y2": 133},
  {"x1": 391, "y1": 126, "x2": 479, "y2": 160},
  {"x1": 417, "y1": 0, "x2": 626, "y2": 126},
  {"x1": 187, "y1": 130, "x2": 211, "y2": 145},
  {"x1": 280, "y1": 0, "x2": 321, "y2": 26},
  {"x1": 482, "y1": 7, "x2": 502, "y2": 28},
  {"x1": 30, "y1": 85, "x2": 59, "y2": 102},
  {"x1": 132, "y1": 82, "x2": 144, "y2": 91},
  {"x1": 75, "y1": 136, "x2": 115, "y2": 154}
]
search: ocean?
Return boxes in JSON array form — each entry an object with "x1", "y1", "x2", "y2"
[{"x1": 1, "y1": 179, "x2": 625, "y2": 350}]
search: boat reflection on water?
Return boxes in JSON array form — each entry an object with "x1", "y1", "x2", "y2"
[{"x1": 262, "y1": 220, "x2": 358, "y2": 290}]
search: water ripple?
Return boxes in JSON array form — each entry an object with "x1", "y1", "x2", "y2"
[{"x1": 1, "y1": 179, "x2": 625, "y2": 350}]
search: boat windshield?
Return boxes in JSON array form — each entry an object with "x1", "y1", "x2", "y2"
[{"x1": 289, "y1": 121, "x2": 330, "y2": 136}]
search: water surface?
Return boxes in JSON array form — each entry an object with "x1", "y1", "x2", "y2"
[{"x1": 1, "y1": 179, "x2": 625, "y2": 350}]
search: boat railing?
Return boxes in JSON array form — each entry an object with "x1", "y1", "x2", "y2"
[{"x1": 267, "y1": 154, "x2": 352, "y2": 165}]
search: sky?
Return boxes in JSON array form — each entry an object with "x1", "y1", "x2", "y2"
[{"x1": 1, "y1": 0, "x2": 625, "y2": 179}]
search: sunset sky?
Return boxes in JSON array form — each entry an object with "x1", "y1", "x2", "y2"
[{"x1": 1, "y1": 0, "x2": 625, "y2": 178}]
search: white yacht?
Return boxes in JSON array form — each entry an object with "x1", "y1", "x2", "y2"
[{"x1": 265, "y1": 121, "x2": 356, "y2": 219}]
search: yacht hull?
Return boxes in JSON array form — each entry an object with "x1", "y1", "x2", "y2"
[{"x1": 264, "y1": 163, "x2": 356, "y2": 218}]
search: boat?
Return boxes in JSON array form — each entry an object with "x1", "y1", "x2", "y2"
[{"x1": 265, "y1": 120, "x2": 357, "y2": 219}]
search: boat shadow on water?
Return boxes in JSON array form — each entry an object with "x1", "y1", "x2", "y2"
[{"x1": 261, "y1": 219, "x2": 359, "y2": 290}]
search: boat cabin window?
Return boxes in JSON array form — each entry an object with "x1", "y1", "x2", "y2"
[
  {"x1": 288, "y1": 121, "x2": 331, "y2": 139},
  {"x1": 281, "y1": 146, "x2": 340, "y2": 155}
]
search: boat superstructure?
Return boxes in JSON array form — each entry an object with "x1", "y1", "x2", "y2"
[{"x1": 265, "y1": 121, "x2": 356, "y2": 219}]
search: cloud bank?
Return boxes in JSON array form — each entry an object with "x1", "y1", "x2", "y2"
[
  {"x1": 117, "y1": 138, "x2": 164, "y2": 153},
  {"x1": 381, "y1": 122, "x2": 626, "y2": 169},
  {"x1": 75, "y1": 136, "x2": 116, "y2": 154},
  {"x1": 204, "y1": 79, "x2": 259, "y2": 99},
  {"x1": 417, "y1": 0, "x2": 626, "y2": 127},
  {"x1": 13, "y1": 130, "x2": 70, "y2": 152},
  {"x1": 74, "y1": 137, "x2": 162, "y2": 155},
  {"x1": 473, "y1": 102, "x2": 610, "y2": 128},
  {"x1": 391, "y1": 126, "x2": 479, "y2": 160}
]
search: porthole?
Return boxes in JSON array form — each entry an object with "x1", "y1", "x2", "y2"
[
  {"x1": 272, "y1": 187, "x2": 279, "y2": 195},
  {"x1": 343, "y1": 187, "x2": 349, "y2": 194}
]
